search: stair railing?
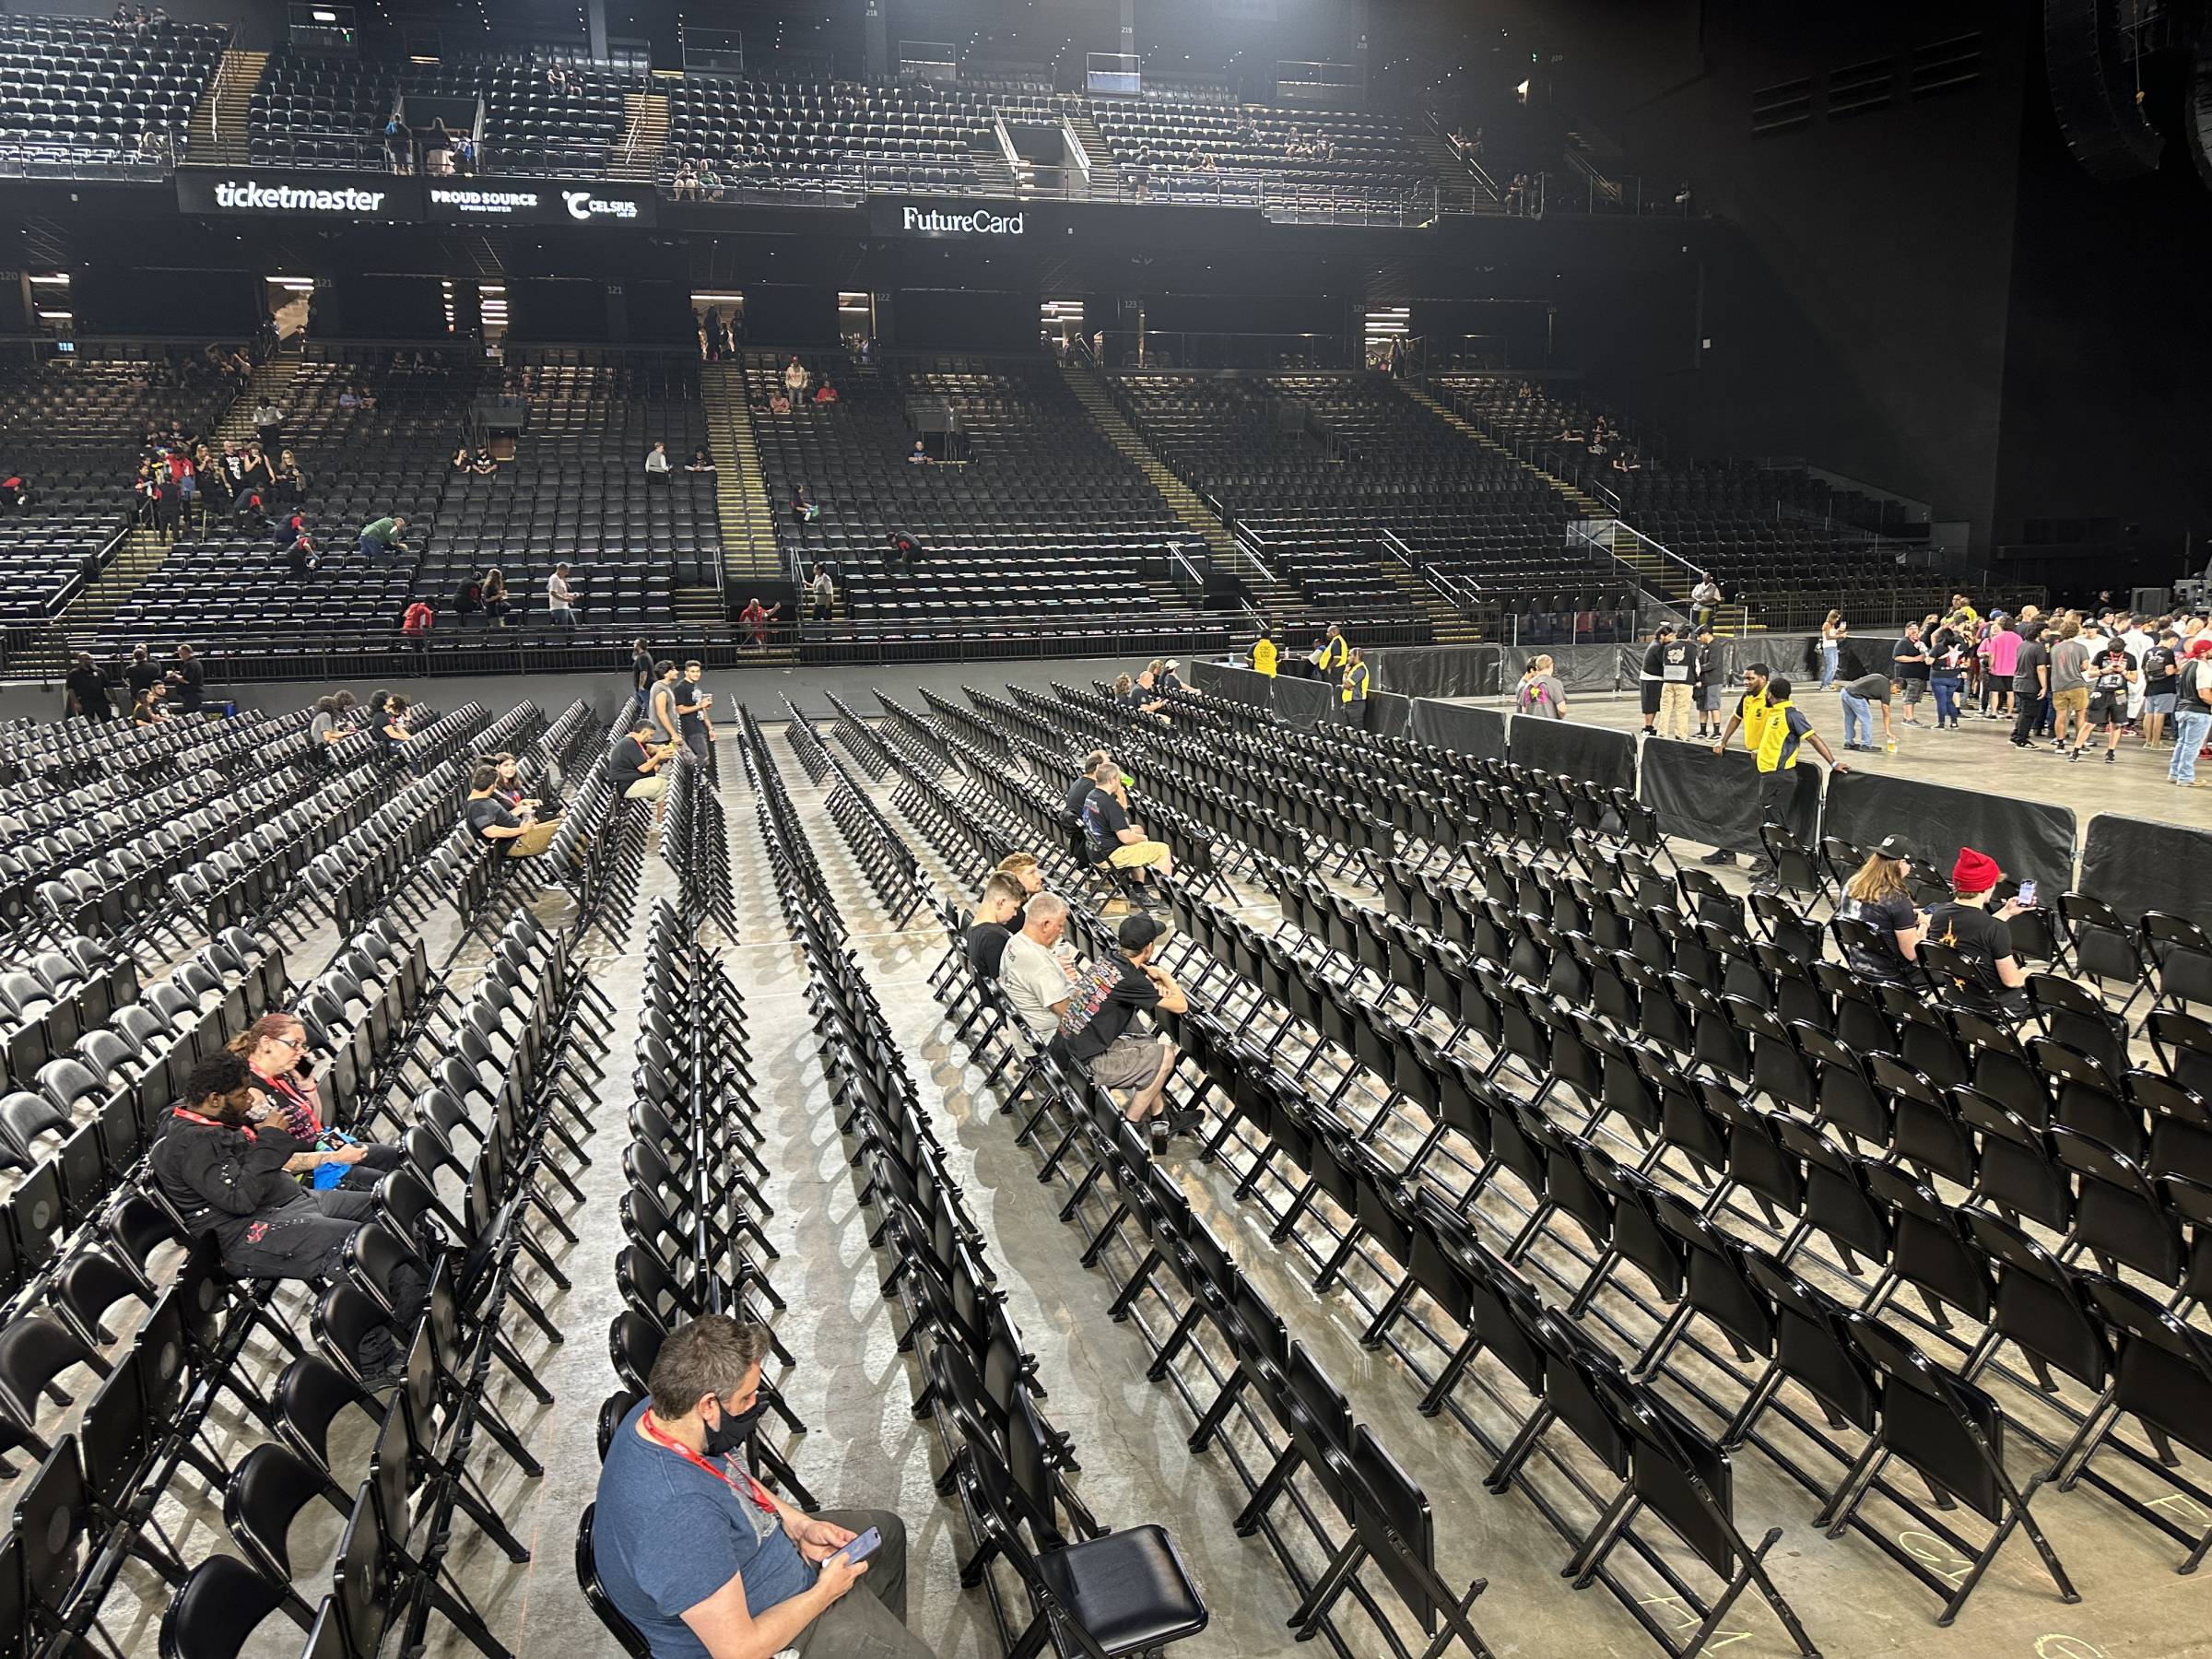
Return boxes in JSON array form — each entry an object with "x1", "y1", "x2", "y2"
[
  {"x1": 1381, "y1": 527, "x2": 1481, "y2": 615},
  {"x1": 204, "y1": 49, "x2": 234, "y2": 146},
  {"x1": 1567, "y1": 518, "x2": 1688, "y2": 625}
]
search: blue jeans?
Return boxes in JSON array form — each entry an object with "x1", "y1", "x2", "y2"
[
  {"x1": 1818, "y1": 641, "x2": 1839, "y2": 688},
  {"x1": 1839, "y1": 691, "x2": 1872, "y2": 748},
  {"x1": 2171, "y1": 710, "x2": 2211, "y2": 783},
  {"x1": 359, "y1": 535, "x2": 390, "y2": 561},
  {"x1": 1931, "y1": 675, "x2": 1962, "y2": 727}
]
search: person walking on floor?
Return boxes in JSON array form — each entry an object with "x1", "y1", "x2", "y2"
[{"x1": 1736, "y1": 675, "x2": 1848, "y2": 891}]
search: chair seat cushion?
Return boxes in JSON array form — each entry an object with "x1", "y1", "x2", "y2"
[{"x1": 1031, "y1": 1524, "x2": 1207, "y2": 1654}]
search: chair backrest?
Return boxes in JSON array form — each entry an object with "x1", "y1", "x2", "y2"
[
  {"x1": 158, "y1": 1554, "x2": 290, "y2": 1659},
  {"x1": 575, "y1": 1502, "x2": 655, "y2": 1658}
]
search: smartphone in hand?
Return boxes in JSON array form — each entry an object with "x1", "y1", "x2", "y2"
[{"x1": 832, "y1": 1528, "x2": 881, "y2": 1566}]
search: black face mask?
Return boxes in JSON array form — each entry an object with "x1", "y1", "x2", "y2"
[{"x1": 700, "y1": 1394, "x2": 771, "y2": 1456}]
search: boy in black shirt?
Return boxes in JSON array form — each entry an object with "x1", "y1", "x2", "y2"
[
  {"x1": 963, "y1": 874, "x2": 1024, "y2": 978},
  {"x1": 2009, "y1": 623, "x2": 2051, "y2": 750},
  {"x1": 1924, "y1": 847, "x2": 2030, "y2": 1018},
  {"x1": 1637, "y1": 624, "x2": 1676, "y2": 735},
  {"x1": 2073, "y1": 641, "x2": 2137, "y2": 763},
  {"x1": 1065, "y1": 749, "x2": 1110, "y2": 825},
  {"x1": 1693, "y1": 625, "x2": 1725, "y2": 739},
  {"x1": 1058, "y1": 913, "x2": 1191, "y2": 1152},
  {"x1": 2141, "y1": 628, "x2": 2181, "y2": 750}
]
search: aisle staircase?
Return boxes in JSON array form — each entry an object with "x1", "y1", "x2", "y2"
[
  {"x1": 1378, "y1": 561, "x2": 1485, "y2": 644},
  {"x1": 218, "y1": 354, "x2": 302, "y2": 444},
  {"x1": 189, "y1": 47, "x2": 265, "y2": 166},
  {"x1": 611, "y1": 87, "x2": 670, "y2": 182},
  {"x1": 57, "y1": 528, "x2": 172, "y2": 641},
  {"x1": 699, "y1": 363, "x2": 782, "y2": 583},
  {"x1": 1061, "y1": 109, "x2": 1122, "y2": 196},
  {"x1": 1396, "y1": 380, "x2": 1753, "y2": 635},
  {"x1": 1058, "y1": 361, "x2": 1303, "y2": 619},
  {"x1": 1412, "y1": 132, "x2": 1491, "y2": 215}
]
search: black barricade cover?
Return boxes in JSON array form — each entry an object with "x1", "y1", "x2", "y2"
[
  {"x1": 2079, "y1": 813, "x2": 2212, "y2": 932},
  {"x1": 1508, "y1": 715, "x2": 1637, "y2": 794},
  {"x1": 1190, "y1": 659, "x2": 1270, "y2": 711},
  {"x1": 1272, "y1": 673, "x2": 1336, "y2": 727},
  {"x1": 1639, "y1": 739, "x2": 1821, "y2": 853},
  {"x1": 1364, "y1": 691, "x2": 1413, "y2": 739},
  {"x1": 1409, "y1": 699, "x2": 1508, "y2": 760},
  {"x1": 1501, "y1": 643, "x2": 1628, "y2": 694},
  {"x1": 1820, "y1": 770, "x2": 2076, "y2": 897},
  {"x1": 1364, "y1": 645, "x2": 1502, "y2": 700}
]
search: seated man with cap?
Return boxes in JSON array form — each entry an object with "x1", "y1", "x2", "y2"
[
  {"x1": 1058, "y1": 913, "x2": 1192, "y2": 1155},
  {"x1": 1923, "y1": 846, "x2": 2031, "y2": 1018},
  {"x1": 1158, "y1": 658, "x2": 1183, "y2": 693}
]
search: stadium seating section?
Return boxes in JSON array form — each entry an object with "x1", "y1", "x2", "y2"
[
  {"x1": 662, "y1": 80, "x2": 1061, "y2": 198},
  {"x1": 0, "y1": 15, "x2": 221, "y2": 176},
  {"x1": 247, "y1": 53, "x2": 632, "y2": 174},
  {"x1": 96, "y1": 353, "x2": 484, "y2": 653},
  {"x1": 746, "y1": 351, "x2": 1198, "y2": 638},
  {"x1": 0, "y1": 349, "x2": 240, "y2": 630},
  {"x1": 1112, "y1": 371, "x2": 1631, "y2": 633},
  {"x1": 1440, "y1": 374, "x2": 1952, "y2": 629},
  {"x1": 1090, "y1": 97, "x2": 1445, "y2": 211}
]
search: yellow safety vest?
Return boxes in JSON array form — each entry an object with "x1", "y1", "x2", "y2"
[
  {"x1": 1253, "y1": 639, "x2": 1278, "y2": 677},
  {"x1": 1340, "y1": 663, "x2": 1369, "y2": 703},
  {"x1": 1318, "y1": 635, "x2": 1348, "y2": 670}
]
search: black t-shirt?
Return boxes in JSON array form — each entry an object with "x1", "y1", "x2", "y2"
[
  {"x1": 2012, "y1": 639, "x2": 2049, "y2": 693},
  {"x1": 1928, "y1": 630, "x2": 1965, "y2": 675},
  {"x1": 631, "y1": 649, "x2": 653, "y2": 690},
  {"x1": 2088, "y1": 646, "x2": 2133, "y2": 699},
  {"x1": 677, "y1": 678, "x2": 712, "y2": 735},
  {"x1": 1925, "y1": 902, "x2": 2015, "y2": 1003},
  {"x1": 125, "y1": 659, "x2": 161, "y2": 696},
  {"x1": 171, "y1": 658, "x2": 205, "y2": 710},
  {"x1": 1065, "y1": 776, "x2": 1098, "y2": 824},
  {"x1": 608, "y1": 735, "x2": 655, "y2": 791},
  {"x1": 1654, "y1": 641, "x2": 1696, "y2": 683},
  {"x1": 465, "y1": 794, "x2": 520, "y2": 839},
  {"x1": 1893, "y1": 638, "x2": 1930, "y2": 681},
  {"x1": 65, "y1": 665, "x2": 109, "y2": 714},
  {"x1": 1838, "y1": 892, "x2": 1917, "y2": 981},
  {"x1": 2144, "y1": 645, "x2": 2178, "y2": 691},
  {"x1": 1698, "y1": 644, "x2": 1726, "y2": 690},
  {"x1": 1083, "y1": 788, "x2": 1130, "y2": 857},
  {"x1": 1062, "y1": 957, "x2": 1163, "y2": 1062},
  {"x1": 965, "y1": 923, "x2": 1010, "y2": 978}
]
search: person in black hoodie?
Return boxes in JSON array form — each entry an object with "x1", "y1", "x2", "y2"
[{"x1": 150, "y1": 1053, "x2": 422, "y2": 1385}]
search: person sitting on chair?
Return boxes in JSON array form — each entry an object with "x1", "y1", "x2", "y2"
[
  {"x1": 464, "y1": 761, "x2": 560, "y2": 858},
  {"x1": 594, "y1": 1313, "x2": 929, "y2": 1659},
  {"x1": 1058, "y1": 912, "x2": 1193, "y2": 1153},
  {"x1": 150, "y1": 1053, "x2": 422, "y2": 1389},
  {"x1": 1080, "y1": 757, "x2": 1174, "y2": 900},
  {"x1": 964, "y1": 874, "x2": 1026, "y2": 978}
]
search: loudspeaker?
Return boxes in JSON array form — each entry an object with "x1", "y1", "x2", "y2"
[{"x1": 2042, "y1": 0, "x2": 2164, "y2": 182}]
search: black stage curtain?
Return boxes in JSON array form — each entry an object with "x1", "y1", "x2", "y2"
[
  {"x1": 1509, "y1": 717, "x2": 1636, "y2": 794},
  {"x1": 2078, "y1": 813, "x2": 2212, "y2": 932},
  {"x1": 1821, "y1": 770, "x2": 2077, "y2": 898},
  {"x1": 1409, "y1": 700, "x2": 1508, "y2": 761},
  {"x1": 1501, "y1": 643, "x2": 1630, "y2": 693},
  {"x1": 1272, "y1": 674, "x2": 1335, "y2": 727}
]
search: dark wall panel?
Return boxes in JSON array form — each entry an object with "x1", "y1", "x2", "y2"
[
  {"x1": 744, "y1": 285, "x2": 841, "y2": 347},
  {"x1": 506, "y1": 277, "x2": 609, "y2": 342},
  {"x1": 309, "y1": 273, "x2": 446, "y2": 340},
  {"x1": 73, "y1": 268, "x2": 257, "y2": 336},
  {"x1": 892, "y1": 288, "x2": 1039, "y2": 350}
]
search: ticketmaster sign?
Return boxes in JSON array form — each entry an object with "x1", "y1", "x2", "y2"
[
  {"x1": 870, "y1": 199, "x2": 1030, "y2": 237},
  {"x1": 177, "y1": 170, "x2": 421, "y2": 219}
]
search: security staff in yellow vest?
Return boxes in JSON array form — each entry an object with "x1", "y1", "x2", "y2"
[
  {"x1": 1339, "y1": 648, "x2": 1370, "y2": 708},
  {"x1": 1703, "y1": 663, "x2": 1772, "y2": 867},
  {"x1": 1249, "y1": 629, "x2": 1278, "y2": 677},
  {"x1": 1734, "y1": 675, "x2": 1848, "y2": 886},
  {"x1": 1313, "y1": 624, "x2": 1349, "y2": 677}
]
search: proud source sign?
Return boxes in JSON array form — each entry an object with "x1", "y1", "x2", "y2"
[{"x1": 870, "y1": 198, "x2": 1030, "y2": 237}]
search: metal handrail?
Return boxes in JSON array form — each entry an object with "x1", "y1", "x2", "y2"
[{"x1": 1380, "y1": 526, "x2": 1481, "y2": 614}]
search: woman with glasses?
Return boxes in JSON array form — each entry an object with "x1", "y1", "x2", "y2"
[{"x1": 227, "y1": 1012, "x2": 406, "y2": 1189}]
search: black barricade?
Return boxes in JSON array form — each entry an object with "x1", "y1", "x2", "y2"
[
  {"x1": 1501, "y1": 643, "x2": 1629, "y2": 694},
  {"x1": 1364, "y1": 691, "x2": 1413, "y2": 738},
  {"x1": 1409, "y1": 699, "x2": 1508, "y2": 761},
  {"x1": 1191, "y1": 660, "x2": 1272, "y2": 710},
  {"x1": 1364, "y1": 644, "x2": 1501, "y2": 700},
  {"x1": 1639, "y1": 738, "x2": 1821, "y2": 853},
  {"x1": 1508, "y1": 715, "x2": 1637, "y2": 794},
  {"x1": 1271, "y1": 673, "x2": 1336, "y2": 728},
  {"x1": 1820, "y1": 770, "x2": 2077, "y2": 898},
  {"x1": 2079, "y1": 813, "x2": 2212, "y2": 932}
]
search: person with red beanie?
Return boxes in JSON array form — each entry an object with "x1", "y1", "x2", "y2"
[{"x1": 1924, "y1": 846, "x2": 2030, "y2": 1018}]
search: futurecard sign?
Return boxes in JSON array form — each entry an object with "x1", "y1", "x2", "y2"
[
  {"x1": 869, "y1": 199, "x2": 1030, "y2": 238},
  {"x1": 174, "y1": 171, "x2": 656, "y2": 227},
  {"x1": 425, "y1": 182, "x2": 656, "y2": 226},
  {"x1": 177, "y1": 171, "x2": 424, "y2": 220}
]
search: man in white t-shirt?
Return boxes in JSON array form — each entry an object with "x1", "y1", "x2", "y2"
[
  {"x1": 997, "y1": 892, "x2": 1078, "y2": 1046},
  {"x1": 547, "y1": 562, "x2": 578, "y2": 630}
]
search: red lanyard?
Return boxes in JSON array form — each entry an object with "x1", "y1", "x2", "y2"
[
  {"x1": 639, "y1": 1412, "x2": 776, "y2": 1512},
  {"x1": 172, "y1": 1107, "x2": 253, "y2": 1141}
]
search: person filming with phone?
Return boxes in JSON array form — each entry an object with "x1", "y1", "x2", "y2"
[{"x1": 594, "y1": 1313, "x2": 930, "y2": 1658}]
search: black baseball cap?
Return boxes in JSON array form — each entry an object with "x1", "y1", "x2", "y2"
[
  {"x1": 1871, "y1": 836, "x2": 1912, "y2": 860},
  {"x1": 1118, "y1": 914, "x2": 1164, "y2": 952}
]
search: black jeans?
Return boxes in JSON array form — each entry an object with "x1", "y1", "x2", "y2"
[
  {"x1": 2011, "y1": 696, "x2": 2043, "y2": 747},
  {"x1": 335, "y1": 1140, "x2": 407, "y2": 1190},
  {"x1": 224, "y1": 1188, "x2": 426, "y2": 1371}
]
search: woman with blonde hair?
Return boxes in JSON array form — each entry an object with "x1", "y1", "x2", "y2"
[
  {"x1": 1818, "y1": 609, "x2": 1847, "y2": 690},
  {"x1": 1834, "y1": 837, "x2": 1924, "y2": 984}
]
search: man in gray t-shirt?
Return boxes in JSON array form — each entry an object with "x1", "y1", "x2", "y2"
[
  {"x1": 2049, "y1": 628, "x2": 2094, "y2": 750},
  {"x1": 998, "y1": 895, "x2": 1077, "y2": 1043}
]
